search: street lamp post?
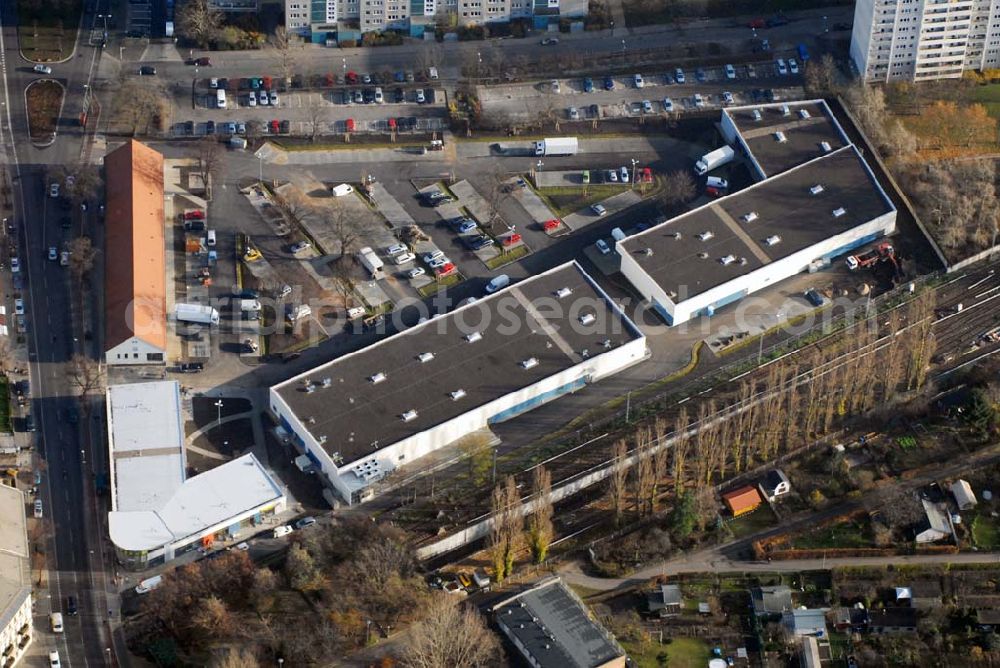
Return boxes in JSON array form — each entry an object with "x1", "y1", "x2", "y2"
[
  {"x1": 214, "y1": 399, "x2": 224, "y2": 428},
  {"x1": 630, "y1": 158, "x2": 638, "y2": 189}
]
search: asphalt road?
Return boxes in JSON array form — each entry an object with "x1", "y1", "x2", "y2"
[{"x1": 0, "y1": 0, "x2": 118, "y2": 665}]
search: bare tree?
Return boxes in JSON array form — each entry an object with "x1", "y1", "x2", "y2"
[
  {"x1": 270, "y1": 26, "x2": 297, "y2": 87},
  {"x1": 803, "y1": 54, "x2": 839, "y2": 96},
  {"x1": 528, "y1": 466, "x2": 553, "y2": 564},
  {"x1": 401, "y1": 595, "x2": 501, "y2": 668},
  {"x1": 658, "y1": 170, "x2": 696, "y2": 211},
  {"x1": 500, "y1": 475, "x2": 521, "y2": 578},
  {"x1": 64, "y1": 166, "x2": 102, "y2": 206},
  {"x1": 194, "y1": 137, "x2": 224, "y2": 200},
  {"x1": 305, "y1": 101, "x2": 326, "y2": 143},
  {"x1": 210, "y1": 647, "x2": 260, "y2": 668},
  {"x1": 67, "y1": 354, "x2": 105, "y2": 400},
  {"x1": 112, "y1": 80, "x2": 165, "y2": 136},
  {"x1": 608, "y1": 439, "x2": 628, "y2": 525},
  {"x1": 488, "y1": 483, "x2": 508, "y2": 583},
  {"x1": 67, "y1": 236, "x2": 97, "y2": 280},
  {"x1": 177, "y1": 0, "x2": 223, "y2": 48},
  {"x1": 285, "y1": 543, "x2": 325, "y2": 592}
]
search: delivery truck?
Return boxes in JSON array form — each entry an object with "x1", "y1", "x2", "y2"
[
  {"x1": 533, "y1": 137, "x2": 579, "y2": 156},
  {"x1": 357, "y1": 246, "x2": 384, "y2": 279},
  {"x1": 693, "y1": 145, "x2": 735, "y2": 175},
  {"x1": 174, "y1": 303, "x2": 220, "y2": 325}
]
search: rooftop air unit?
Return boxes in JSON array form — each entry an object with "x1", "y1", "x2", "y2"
[
  {"x1": 401, "y1": 410, "x2": 418, "y2": 422},
  {"x1": 697, "y1": 231, "x2": 715, "y2": 241},
  {"x1": 520, "y1": 357, "x2": 539, "y2": 369},
  {"x1": 697, "y1": 252, "x2": 709, "y2": 259},
  {"x1": 764, "y1": 235, "x2": 782, "y2": 246},
  {"x1": 774, "y1": 131, "x2": 787, "y2": 143},
  {"x1": 555, "y1": 287, "x2": 572, "y2": 298},
  {"x1": 305, "y1": 384, "x2": 316, "y2": 394},
  {"x1": 798, "y1": 109, "x2": 811, "y2": 119},
  {"x1": 418, "y1": 352, "x2": 435, "y2": 363},
  {"x1": 643, "y1": 248, "x2": 654, "y2": 256},
  {"x1": 742, "y1": 211, "x2": 759, "y2": 223},
  {"x1": 666, "y1": 290, "x2": 677, "y2": 299},
  {"x1": 579, "y1": 313, "x2": 596, "y2": 326},
  {"x1": 832, "y1": 207, "x2": 846, "y2": 217},
  {"x1": 672, "y1": 232, "x2": 682, "y2": 239},
  {"x1": 321, "y1": 378, "x2": 332, "y2": 388},
  {"x1": 720, "y1": 255, "x2": 736, "y2": 265},
  {"x1": 450, "y1": 389, "x2": 467, "y2": 401},
  {"x1": 820, "y1": 141, "x2": 832, "y2": 153},
  {"x1": 810, "y1": 184, "x2": 824, "y2": 195},
  {"x1": 466, "y1": 331, "x2": 482, "y2": 343},
  {"x1": 369, "y1": 372, "x2": 387, "y2": 384}
]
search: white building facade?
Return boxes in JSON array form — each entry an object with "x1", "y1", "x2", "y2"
[
  {"x1": 851, "y1": 0, "x2": 1000, "y2": 82},
  {"x1": 0, "y1": 485, "x2": 32, "y2": 668}
]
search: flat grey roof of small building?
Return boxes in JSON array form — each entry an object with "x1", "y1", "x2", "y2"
[
  {"x1": 619, "y1": 145, "x2": 893, "y2": 302},
  {"x1": 495, "y1": 578, "x2": 624, "y2": 668},
  {"x1": 274, "y1": 262, "x2": 641, "y2": 466},
  {"x1": 727, "y1": 100, "x2": 849, "y2": 177}
]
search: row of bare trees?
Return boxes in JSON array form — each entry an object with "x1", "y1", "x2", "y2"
[
  {"x1": 488, "y1": 464, "x2": 555, "y2": 583},
  {"x1": 604, "y1": 291, "x2": 938, "y2": 530}
]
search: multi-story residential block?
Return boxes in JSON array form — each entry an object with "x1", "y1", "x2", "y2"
[
  {"x1": 851, "y1": 0, "x2": 1000, "y2": 82},
  {"x1": 287, "y1": 0, "x2": 583, "y2": 38}
]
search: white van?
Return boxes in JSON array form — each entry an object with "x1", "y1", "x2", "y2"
[
  {"x1": 484, "y1": 274, "x2": 510, "y2": 294},
  {"x1": 216, "y1": 89, "x2": 227, "y2": 109},
  {"x1": 207, "y1": 229, "x2": 216, "y2": 246},
  {"x1": 611, "y1": 227, "x2": 627, "y2": 242},
  {"x1": 135, "y1": 575, "x2": 163, "y2": 594},
  {"x1": 428, "y1": 67, "x2": 439, "y2": 80},
  {"x1": 50, "y1": 612, "x2": 64, "y2": 633}
]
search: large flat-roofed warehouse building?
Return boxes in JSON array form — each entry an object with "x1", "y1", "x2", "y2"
[
  {"x1": 618, "y1": 101, "x2": 896, "y2": 327},
  {"x1": 269, "y1": 261, "x2": 647, "y2": 505}
]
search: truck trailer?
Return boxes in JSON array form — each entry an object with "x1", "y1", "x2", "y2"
[
  {"x1": 693, "y1": 145, "x2": 735, "y2": 175},
  {"x1": 174, "y1": 303, "x2": 220, "y2": 325},
  {"x1": 533, "y1": 137, "x2": 579, "y2": 156},
  {"x1": 357, "y1": 246, "x2": 384, "y2": 279}
]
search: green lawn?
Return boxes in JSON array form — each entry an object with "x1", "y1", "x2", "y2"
[
  {"x1": 536, "y1": 184, "x2": 628, "y2": 217},
  {"x1": 485, "y1": 244, "x2": 529, "y2": 269},
  {"x1": 971, "y1": 85, "x2": 1000, "y2": 119},
  {"x1": 972, "y1": 513, "x2": 1000, "y2": 549},
  {"x1": 790, "y1": 518, "x2": 872, "y2": 550},
  {"x1": 727, "y1": 505, "x2": 778, "y2": 539},
  {"x1": 622, "y1": 0, "x2": 850, "y2": 26},
  {"x1": 18, "y1": 0, "x2": 81, "y2": 61},
  {"x1": 620, "y1": 636, "x2": 712, "y2": 668},
  {"x1": 416, "y1": 272, "x2": 463, "y2": 297}
]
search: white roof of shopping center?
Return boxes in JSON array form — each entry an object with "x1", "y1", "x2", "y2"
[
  {"x1": 107, "y1": 381, "x2": 285, "y2": 552},
  {"x1": 107, "y1": 381, "x2": 186, "y2": 512},
  {"x1": 109, "y1": 453, "x2": 285, "y2": 552}
]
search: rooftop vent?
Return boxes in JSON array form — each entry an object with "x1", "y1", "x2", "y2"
[
  {"x1": 740, "y1": 257, "x2": 748, "y2": 265},
  {"x1": 450, "y1": 389, "x2": 467, "y2": 401},
  {"x1": 672, "y1": 232, "x2": 683, "y2": 239},
  {"x1": 602, "y1": 339, "x2": 612, "y2": 349},
  {"x1": 720, "y1": 255, "x2": 736, "y2": 265},
  {"x1": 742, "y1": 211, "x2": 759, "y2": 223},
  {"x1": 418, "y1": 352, "x2": 435, "y2": 363},
  {"x1": 774, "y1": 131, "x2": 787, "y2": 143},
  {"x1": 751, "y1": 109, "x2": 762, "y2": 121},
  {"x1": 781, "y1": 104, "x2": 790, "y2": 116},
  {"x1": 520, "y1": 357, "x2": 539, "y2": 369},
  {"x1": 369, "y1": 372, "x2": 387, "y2": 384},
  {"x1": 579, "y1": 313, "x2": 596, "y2": 326},
  {"x1": 810, "y1": 184, "x2": 824, "y2": 195},
  {"x1": 697, "y1": 231, "x2": 714, "y2": 241},
  {"x1": 697, "y1": 252, "x2": 709, "y2": 259},
  {"x1": 466, "y1": 331, "x2": 482, "y2": 343},
  {"x1": 820, "y1": 141, "x2": 832, "y2": 153},
  {"x1": 305, "y1": 384, "x2": 316, "y2": 394},
  {"x1": 318, "y1": 435, "x2": 327, "y2": 445},
  {"x1": 321, "y1": 378, "x2": 332, "y2": 388},
  {"x1": 401, "y1": 410, "x2": 418, "y2": 422},
  {"x1": 666, "y1": 290, "x2": 677, "y2": 299},
  {"x1": 832, "y1": 207, "x2": 846, "y2": 218},
  {"x1": 555, "y1": 287, "x2": 572, "y2": 298},
  {"x1": 798, "y1": 108, "x2": 811, "y2": 119},
  {"x1": 764, "y1": 235, "x2": 782, "y2": 246},
  {"x1": 643, "y1": 248, "x2": 654, "y2": 256}
]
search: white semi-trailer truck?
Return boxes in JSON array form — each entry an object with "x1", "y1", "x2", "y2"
[{"x1": 533, "y1": 137, "x2": 579, "y2": 156}]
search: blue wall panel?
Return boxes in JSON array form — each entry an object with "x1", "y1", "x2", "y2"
[{"x1": 488, "y1": 377, "x2": 587, "y2": 424}]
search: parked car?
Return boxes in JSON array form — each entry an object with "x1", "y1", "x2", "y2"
[
  {"x1": 619, "y1": 166, "x2": 630, "y2": 182},
  {"x1": 675, "y1": 68, "x2": 685, "y2": 84},
  {"x1": 138, "y1": 65, "x2": 156, "y2": 76},
  {"x1": 273, "y1": 525, "x2": 294, "y2": 538},
  {"x1": 776, "y1": 58, "x2": 788, "y2": 75},
  {"x1": 603, "y1": 76, "x2": 615, "y2": 91},
  {"x1": 725, "y1": 64, "x2": 736, "y2": 80},
  {"x1": 662, "y1": 97, "x2": 674, "y2": 112},
  {"x1": 47, "y1": 246, "x2": 57, "y2": 261},
  {"x1": 606, "y1": 169, "x2": 618, "y2": 183},
  {"x1": 695, "y1": 68, "x2": 706, "y2": 82},
  {"x1": 289, "y1": 240, "x2": 312, "y2": 254},
  {"x1": 394, "y1": 87, "x2": 404, "y2": 103},
  {"x1": 721, "y1": 91, "x2": 734, "y2": 105},
  {"x1": 592, "y1": 204, "x2": 608, "y2": 217},
  {"x1": 294, "y1": 516, "x2": 317, "y2": 530},
  {"x1": 451, "y1": 218, "x2": 478, "y2": 234},
  {"x1": 33, "y1": 64, "x2": 52, "y2": 74},
  {"x1": 595, "y1": 238, "x2": 611, "y2": 254},
  {"x1": 49, "y1": 182, "x2": 60, "y2": 198},
  {"x1": 568, "y1": 107, "x2": 579, "y2": 120},
  {"x1": 269, "y1": 90, "x2": 279, "y2": 105},
  {"x1": 789, "y1": 58, "x2": 799, "y2": 75},
  {"x1": 633, "y1": 73, "x2": 644, "y2": 88},
  {"x1": 805, "y1": 288, "x2": 826, "y2": 307},
  {"x1": 415, "y1": 89, "x2": 426, "y2": 104},
  {"x1": 178, "y1": 362, "x2": 204, "y2": 373},
  {"x1": 541, "y1": 37, "x2": 560, "y2": 45},
  {"x1": 641, "y1": 99, "x2": 653, "y2": 113},
  {"x1": 407, "y1": 267, "x2": 426, "y2": 279},
  {"x1": 14, "y1": 299, "x2": 23, "y2": 315},
  {"x1": 583, "y1": 77, "x2": 594, "y2": 93}
]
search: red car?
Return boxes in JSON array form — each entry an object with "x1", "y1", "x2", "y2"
[
  {"x1": 640, "y1": 167, "x2": 653, "y2": 183},
  {"x1": 345, "y1": 118, "x2": 356, "y2": 132},
  {"x1": 325, "y1": 73, "x2": 335, "y2": 87},
  {"x1": 183, "y1": 210, "x2": 205, "y2": 220},
  {"x1": 435, "y1": 262, "x2": 456, "y2": 277},
  {"x1": 542, "y1": 219, "x2": 561, "y2": 231},
  {"x1": 345, "y1": 71, "x2": 359, "y2": 84},
  {"x1": 501, "y1": 233, "x2": 522, "y2": 246},
  {"x1": 270, "y1": 120, "x2": 280, "y2": 134},
  {"x1": 262, "y1": 76, "x2": 273, "y2": 90},
  {"x1": 388, "y1": 118, "x2": 397, "y2": 130},
  {"x1": 748, "y1": 17, "x2": 765, "y2": 29},
  {"x1": 705, "y1": 186, "x2": 724, "y2": 198}
]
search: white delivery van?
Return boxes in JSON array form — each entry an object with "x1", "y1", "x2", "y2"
[
  {"x1": 50, "y1": 612, "x2": 64, "y2": 633},
  {"x1": 484, "y1": 274, "x2": 510, "y2": 294},
  {"x1": 611, "y1": 227, "x2": 627, "y2": 242},
  {"x1": 216, "y1": 89, "x2": 227, "y2": 108},
  {"x1": 135, "y1": 575, "x2": 163, "y2": 594},
  {"x1": 207, "y1": 229, "x2": 216, "y2": 246}
]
